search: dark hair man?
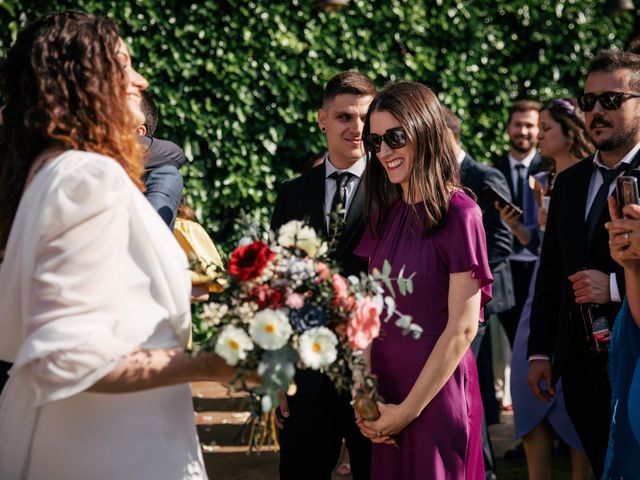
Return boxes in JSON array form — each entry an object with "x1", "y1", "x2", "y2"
[
  {"x1": 271, "y1": 70, "x2": 375, "y2": 480},
  {"x1": 444, "y1": 107, "x2": 514, "y2": 480},
  {"x1": 528, "y1": 50, "x2": 640, "y2": 477},
  {"x1": 138, "y1": 91, "x2": 159, "y2": 137},
  {"x1": 136, "y1": 92, "x2": 185, "y2": 230},
  {"x1": 493, "y1": 100, "x2": 543, "y2": 346}
]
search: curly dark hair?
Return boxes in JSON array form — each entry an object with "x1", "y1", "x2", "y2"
[
  {"x1": 363, "y1": 81, "x2": 461, "y2": 238},
  {"x1": 0, "y1": 11, "x2": 145, "y2": 249}
]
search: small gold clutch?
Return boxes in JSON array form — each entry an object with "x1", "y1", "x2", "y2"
[{"x1": 174, "y1": 218, "x2": 226, "y2": 292}]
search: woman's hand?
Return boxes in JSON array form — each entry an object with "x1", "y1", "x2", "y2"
[
  {"x1": 358, "y1": 402, "x2": 415, "y2": 443},
  {"x1": 191, "y1": 283, "x2": 210, "y2": 303},
  {"x1": 537, "y1": 207, "x2": 548, "y2": 230},
  {"x1": 606, "y1": 196, "x2": 640, "y2": 271}
]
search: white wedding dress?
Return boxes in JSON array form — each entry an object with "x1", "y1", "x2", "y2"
[{"x1": 0, "y1": 151, "x2": 207, "y2": 479}]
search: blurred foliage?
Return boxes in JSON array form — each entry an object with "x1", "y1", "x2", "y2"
[{"x1": 0, "y1": 0, "x2": 636, "y2": 249}]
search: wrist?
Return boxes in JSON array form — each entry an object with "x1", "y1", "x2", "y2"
[{"x1": 400, "y1": 397, "x2": 422, "y2": 422}]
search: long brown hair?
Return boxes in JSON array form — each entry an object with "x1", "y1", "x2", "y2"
[
  {"x1": 363, "y1": 81, "x2": 460, "y2": 237},
  {"x1": 0, "y1": 11, "x2": 145, "y2": 249},
  {"x1": 542, "y1": 98, "x2": 593, "y2": 161}
]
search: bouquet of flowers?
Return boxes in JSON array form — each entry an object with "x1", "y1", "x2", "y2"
[{"x1": 193, "y1": 218, "x2": 422, "y2": 449}]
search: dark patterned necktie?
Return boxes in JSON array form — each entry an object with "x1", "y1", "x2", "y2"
[
  {"x1": 515, "y1": 164, "x2": 525, "y2": 208},
  {"x1": 328, "y1": 171, "x2": 353, "y2": 230}
]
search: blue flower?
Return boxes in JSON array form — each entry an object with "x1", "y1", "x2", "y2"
[{"x1": 290, "y1": 303, "x2": 326, "y2": 333}]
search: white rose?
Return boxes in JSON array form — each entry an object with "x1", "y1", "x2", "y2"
[
  {"x1": 249, "y1": 308, "x2": 293, "y2": 350},
  {"x1": 298, "y1": 326, "x2": 338, "y2": 370},
  {"x1": 214, "y1": 325, "x2": 254, "y2": 366},
  {"x1": 277, "y1": 220, "x2": 325, "y2": 257}
]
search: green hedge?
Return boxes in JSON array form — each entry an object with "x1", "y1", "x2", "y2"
[{"x1": 0, "y1": 0, "x2": 635, "y2": 249}]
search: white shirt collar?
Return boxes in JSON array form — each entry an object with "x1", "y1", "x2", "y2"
[
  {"x1": 324, "y1": 154, "x2": 366, "y2": 179},
  {"x1": 508, "y1": 150, "x2": 537, "y2": 170},
  {"x1": 593, "y1": 142, "x2": 640, "y2": 170},
  {"x1": 456, "y1": 150, "x2": 466, "y2": 166}
]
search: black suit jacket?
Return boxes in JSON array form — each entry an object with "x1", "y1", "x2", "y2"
[
  {"x1": 493, "y1": 153, "x2": 543, "y2": 207},
  {"x1": 461, "y1": 154, "x2": 515, "y2": 315},
  {"x1": 271, "y1": 162, "x2": 367, "y2": 400},
  {"x1": 271, "y1": 162, "x2": 367, "y2": 277},
  {"x1": 527, "y1": 154, "x2": 639, "y2": 382}
]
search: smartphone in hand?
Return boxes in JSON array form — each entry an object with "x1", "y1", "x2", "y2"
[
  {"x1": 616, "y1": 176, "x2": 639, "y2": 218},
  {"x1": 484, "y1": 186, "x2": 523, "y2": 216}
]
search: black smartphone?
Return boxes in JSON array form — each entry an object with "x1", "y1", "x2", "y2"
[
  {"x1": 484, "y1": 186, "x2": 523, "y2": 216},
  {"x1": 616, "y1": 176, "x2": 639, "y2": 218}
]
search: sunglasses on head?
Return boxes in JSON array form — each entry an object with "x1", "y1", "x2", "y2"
[
  {"x1": 577, "y1": 91, "x2": 640, "y2": 112},
  {"x1": 363, "y1": 127, "x2": 407, "y2": 154}
]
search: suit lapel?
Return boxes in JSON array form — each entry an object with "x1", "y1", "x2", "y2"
[
  {"x1": 573, "y1": 156, "x2": 598, "y2": 257},
  {"x1": 528, "y1": 153, "x2": 542, "y2": 177},
  {"x1": 304, "y1": 165, "x2": 327, "y2": 237},
  {"x1": 335, "y1": 176, "x2": 365, "y2": 257},
  {"x1": 460, "y1": 156, "x2": 472, "y2": 181},
  {"x1": 495, "y1": 157, "x2": 515, "y2": 200}
]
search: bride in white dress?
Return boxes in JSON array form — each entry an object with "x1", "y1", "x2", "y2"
[{"x1": 0, "y1": 12, "x2": 236, "y2": 479}]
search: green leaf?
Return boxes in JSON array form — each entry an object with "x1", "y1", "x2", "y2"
[
  {"x1": 406, "y1": 278, "x2": 414, "y2": 294},
  {"x1": 397, "y1": 277, "x2": 406, "y2": 296},
  {"x1": 382, "y1": 260, "x2": 392, "y2": 278}
]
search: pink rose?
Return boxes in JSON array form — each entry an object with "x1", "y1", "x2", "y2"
[
  {"x1": 316, "y1": 261, "x2": 330, "y2": 281},
  {"x1": 348, "y1": 297, "x2": 381, "y2": 350},
  {"x1": 285, "y1": 292, "x2": 305, "y2": 309},
  {"x1": 332, "y1": 273, "x2": 349, "y2": 305}
]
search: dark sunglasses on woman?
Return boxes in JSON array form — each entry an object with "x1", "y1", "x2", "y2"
[
  {"x1": 577, "y1": 91, "x2": 640, "y2": 112},
  {"x1": 363, "y1": 127, "x2": 407, "y2": 154}
]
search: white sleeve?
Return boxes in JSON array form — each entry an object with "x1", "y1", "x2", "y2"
[{"x1": 13, "y1": 159, "x2": 137, "y2": 405}]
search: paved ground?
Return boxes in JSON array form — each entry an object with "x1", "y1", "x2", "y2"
[{"x1": 192, "y1": 382, "x2": 525, "y2": 480}]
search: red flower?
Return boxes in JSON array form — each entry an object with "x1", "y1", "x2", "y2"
[
  {"x1": 251, "y1": 284, "x2": 285, "y2": 309},
  {"x1": 228, "y1": 241, "x2": 275, "y2": 282}
]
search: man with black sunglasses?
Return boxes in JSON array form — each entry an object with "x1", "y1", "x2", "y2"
[
  {"x1": 528, "y1": 50, "x2": 640, "y2": 477},
  {"x1": 271, "y1": 70, "x2": 375, "y2": 480}
]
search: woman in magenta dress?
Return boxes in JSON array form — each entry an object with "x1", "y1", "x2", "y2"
[{"x1": 354, "y1": 81, "x2": 493, "y2": 479}]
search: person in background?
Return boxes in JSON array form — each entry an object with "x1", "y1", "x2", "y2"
[
  {"x1": 443, "y1": 106, "x2": 513, "y2": 480},
  {"x1": 355, "y1": 81, "x2": 492, "y2": 479},
  {"x1": 271, "y1": 70, "x2": 375, "y2": 480},
  {"x1": 499, "y1": 98, "x2": 593, "y2": 480},
  {"x1": 137, "y1": 91, "x2": 185, "y2": 230},
  {"x1": 0, "y1": 12, "x2": 243, "y2": 478},
  {"x1": 493, "y1": 100, "x2": 542, "y2": 346}
]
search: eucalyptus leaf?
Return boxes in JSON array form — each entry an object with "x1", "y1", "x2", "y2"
[{"x1": 382, "y1": 260, "x2": 391, "y2": 278}]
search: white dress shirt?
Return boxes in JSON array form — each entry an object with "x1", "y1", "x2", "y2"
[{"x1": 508, "y1": 150, "x2": 537, "y2": 193}]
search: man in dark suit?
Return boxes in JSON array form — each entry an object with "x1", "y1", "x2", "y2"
[
  {"x1": 528, "y1": 50, "x2": 640, "y2": 477},
  {"x1": 493, "y1": 100, "x2": 543, "y2": 345},
  {"x1": 271, "y1": 71, "x2": 375, "y2": 480},
  {"x1": 444, "y1": 107, "x2": 514, "y2": 480}
]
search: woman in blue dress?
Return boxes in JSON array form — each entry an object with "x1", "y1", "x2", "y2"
[
  {"x1": 499, "y1": 99, "x2": 593, "y2": 479},
  {"x1": 604, "y1": 192, "x2": 640, "y2": 478}
]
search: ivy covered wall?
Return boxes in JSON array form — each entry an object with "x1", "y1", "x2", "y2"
[{"x1": 0, "y1": 0, "x2": 635, "y2": 247}]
